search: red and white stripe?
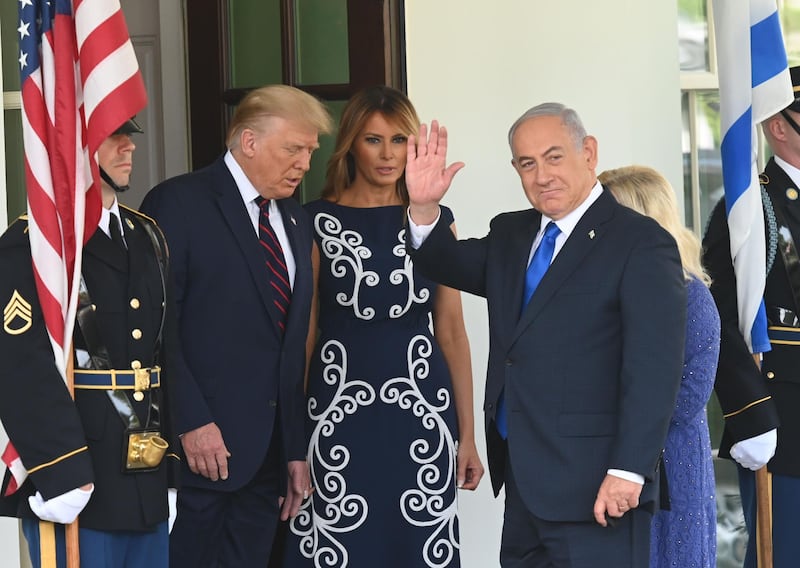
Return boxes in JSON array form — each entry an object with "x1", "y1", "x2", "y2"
[{"x1": 2, "y1": 0, "x2": 146, "y2": 494}]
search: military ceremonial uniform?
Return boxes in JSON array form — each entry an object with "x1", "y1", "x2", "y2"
[
  {"x1": 0, "y1": 206, "x2": 180, "y2": 564},
  {"x1": 703, "y1": 156, "x2": 800, "y2": 567}
]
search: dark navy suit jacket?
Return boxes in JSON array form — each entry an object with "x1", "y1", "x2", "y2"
[
  {"x1": 140, "y1": 156, "x2": 313, "y2": 491},
  {"x1": 409, "y1": 188, "x2": 686, "y2": 521}
]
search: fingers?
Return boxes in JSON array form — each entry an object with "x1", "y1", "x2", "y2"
[
  {"x1": 407, "y1": 133, "x2": 417, "y2": 160},
  {"x1": 417, "y1": 123, "x2": 429, "y2": 157},
  {"x1": 190, "y1": 448, "x2": 230, "y2": 481},
  {"x1": 444, "y1": 162, "x2": 466, "y2": 185},
  {"x1": 437, "y1": 124, "x2": 448, "y2": 156},
  {"x1": 460, "y1": 466, "x2": 480, "y2": 491},
  {"x1": 425, "y1": 120, "x2": 440, "y2": 157},
  {"x1": 593, "y1": 499, "x2": 608, "y2": 526},
  {"x1": 456, "y1": 458, "x2": 467, "y2": 489},
  {"x1": 216, "y1": 451, "x2": 231, "y2": 481},
  {"x1": 180, "y1": 424, "x2": 231, "y2": 481},
  {"x1": 281, "y1": 460, "x2": 313, "y2": 520},
  {"x1": 593, "y1": 498, "x2": 627, "y2": 526},
  {"x1": 280, "y1": 483, "x2": 313, "y2": 521}
]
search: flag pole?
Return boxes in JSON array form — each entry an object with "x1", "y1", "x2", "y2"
[
  {"x1": 752, "y1": 353, "x2": 773, "y2": 568},
  {"x1": 755, "y1": 466, "x2": 773, "y2": 568},
  {"x1": 65, "y1": 345, "x2": 79, "y2": 568}
]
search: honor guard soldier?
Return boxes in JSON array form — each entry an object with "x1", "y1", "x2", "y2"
[
  {"x1": 0, "y1": 118, "x2": 179, "y2": 568},
  {"x1": 704, "y1": 66, "x2": 800, "y2": 568}
]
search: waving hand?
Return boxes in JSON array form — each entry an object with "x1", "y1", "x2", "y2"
[{"x1": 406, "y1": 121, "x2": 465, "y2": 225}]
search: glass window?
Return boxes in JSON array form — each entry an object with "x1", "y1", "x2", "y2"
[
  {"x1": 681, "y1": 90, "x2": 722, "y2": 233},
  {"x1": 4, "y1": 109, "x2": 25, "y2": 224},
  {"x1": 780, "y1": 0, "x2": 800, "y2": 65},
  {"x1": 228, "y1": 0, "x2": 283, "y2": 88},
  {"x1": 294, "y1": 0, "x2": 349, "y2": 86},
  {"x1": 678, "y1": 0, "x2": 710, "y2": 72},
  {"x1": 1, "y1": 1, "x2": 21, "y2": 91}
]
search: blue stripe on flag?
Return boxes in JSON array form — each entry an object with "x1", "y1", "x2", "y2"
[
  {"x1": 720, "y1": 108, "x2": 753, "y2": 214},
  {"x1": 752, "y1": 301, "x2": 771, "y2": 353},
  {"x1": 751, "y1": 11, "x2": 788, "y2": 88}
]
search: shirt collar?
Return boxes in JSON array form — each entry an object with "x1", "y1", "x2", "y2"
[
  {"x1": 774, "y1": 155, "x2": 800, "y2": 190},
  {"x1": 99, "y1": 198, "x2": 124, "y2": 236},
  {"x1": 224, "y1": 150, "x2": 262, "y2": 206},
  {"x1": 538, "y1": 181, "x2": 603, "y2": 237}
]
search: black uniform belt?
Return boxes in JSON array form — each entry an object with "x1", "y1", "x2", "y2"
[
  {"x1": 768, "y1": 326, "x2": 800, "y2": 345},
  {"x1": 73, "y1": 367, "x2": 161, "y2": 390}
]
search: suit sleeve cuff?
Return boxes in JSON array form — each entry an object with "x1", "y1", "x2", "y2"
[
  {"x1": 406, "y1": 207, "x2": 441, "y2": 249},
  {"x1": 607, "y1": 469, "x2": 644, "y2": 485}
]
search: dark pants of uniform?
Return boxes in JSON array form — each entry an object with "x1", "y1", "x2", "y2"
[
  {"x1": 21, "y1": 518, "x2": 168, "y2": 568},
  {"x1": 169, "y1": 441, "x2": 282, "y2": 568},
  {"x1": 738, "y1": 465, "x2": 800, "y2": 568},
  {"x1": 501, "y1": 462, "x2": 651, "y2": 568}
]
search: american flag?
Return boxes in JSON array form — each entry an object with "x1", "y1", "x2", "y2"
[
  {"x1": 2, "y1": 0, "x2": 146, "y2": 495},
  {"x1": 713, "y1": 0, "x2": 792, "y2": 353}
]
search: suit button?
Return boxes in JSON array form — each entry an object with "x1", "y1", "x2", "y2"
[
  {"x1": 269, "y1": 400, "x2": 277, "y2": 408},
  {"x1": 505, "y1": 359, "x2": 513, "y2": 366},
  {"x1": 487, "y1": 403, "x2": 494, "y2": 409},
  {"x1": 129, "y1": 298, "x2": 140, "y2": 309},
  {"x1": 766, "y1": 371, "x2": 775, "y2": 379},
  {"x1": 131, "y1": 329, "x2": 143, "y2": 340},
  {"x1": 131, "y1": 360, "x2": 142, "y2": 369}
]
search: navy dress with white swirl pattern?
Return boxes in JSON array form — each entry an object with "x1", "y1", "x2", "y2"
[{"x1": 283, "y1": 201, "x2": 461, "y2": 568}]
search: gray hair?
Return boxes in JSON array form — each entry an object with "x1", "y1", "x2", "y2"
[{"x1": 507, "y1": 102, "x2": 587, "y2": 153}]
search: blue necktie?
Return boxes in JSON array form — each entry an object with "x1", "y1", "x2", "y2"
[{"x1": 496, "y1": 221, "x2": 561, "y2": 439}]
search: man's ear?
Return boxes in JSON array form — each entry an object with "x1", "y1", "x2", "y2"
[
  {"x1": 239, "y1": 128, "x2": 257, "y2": 158},
  {"x1": 583, "y1": 135, "x2": 599, "y2": 169},
  {"x1": 765, "y1": 114, "x2": 788, "y2": 142}
]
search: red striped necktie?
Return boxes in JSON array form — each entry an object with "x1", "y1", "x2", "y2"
[{"x1": 255, "y1": 197, "x2": 291, "y2": 333}]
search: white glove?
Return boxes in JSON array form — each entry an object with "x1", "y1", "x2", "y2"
[
  {"x1": 28, "y1": 485, "x2": 94, "y2": 524},
  {"x1": 730, "y1": 429, "x2": 778, "y2": 470},
  {"x1": 168, "y1": 488, "x2": 178, "y2": 533}
]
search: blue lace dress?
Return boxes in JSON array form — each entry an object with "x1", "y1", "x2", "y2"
[
  {"x1": 283, "y1": 201, "x2": 461, "y2": 568},
  {"x1": 650, "y1": 276, "x2": 720, "y2": 568}
]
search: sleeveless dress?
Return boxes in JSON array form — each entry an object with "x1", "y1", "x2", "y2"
[
  {"x1": 649, "y1": 276, "x2": 720, "y2": 568},
  {"x1": 283, "y1": 201, "x2": 461, "y2": 568}
]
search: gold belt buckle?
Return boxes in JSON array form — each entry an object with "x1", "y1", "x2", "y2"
[{"x1": 133, "y1": 368, "x2": 150, "y2": 401}]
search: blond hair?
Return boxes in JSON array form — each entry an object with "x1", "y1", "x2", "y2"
[
  {"x1": 599, "y1": 165, "x2": 711, "y2": 286},
  {"x1": 226, "y1": 85, "x2": 333, "y2": 149}
]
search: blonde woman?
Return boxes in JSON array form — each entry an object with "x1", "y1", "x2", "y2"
[{"x1": 599, "y1": 165, "x2": 720, "y2": 568}]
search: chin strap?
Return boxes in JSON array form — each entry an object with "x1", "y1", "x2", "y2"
[{"x1": 99, "y1": 166, "x2": 130, "y2": 193}]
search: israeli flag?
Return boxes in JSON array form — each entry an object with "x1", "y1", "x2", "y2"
[{"x1": 713, "y1": 0, "x2": 792, "y2": 353}]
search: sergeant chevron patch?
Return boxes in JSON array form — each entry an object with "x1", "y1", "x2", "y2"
[{"x1": 3, "y1": 290, "x2": 32, "y2": 335}]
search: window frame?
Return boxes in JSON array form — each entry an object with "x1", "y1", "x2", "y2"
[{"x1": 186, "y1": 0, "x2": 406, "y2": 171}]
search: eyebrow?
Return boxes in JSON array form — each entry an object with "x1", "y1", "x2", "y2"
[
  {"x1": 286, "y1": 142, "x2": 320, "y2": 151},
  {"x1": 517, "y1": 145, "x2": 564, "y2": 161},
  {"x1": 363, "y1": 131, "x2": 406, "y2": 138}
]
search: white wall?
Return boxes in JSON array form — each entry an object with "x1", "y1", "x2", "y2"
[{"x1": 404, "y1": 2, "x2": 682, "y2": 567}]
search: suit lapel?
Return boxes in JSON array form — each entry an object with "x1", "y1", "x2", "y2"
[
  {"x1": 83, "y1": 224, "x2": 127, "y2": 273},
  {"x1": 212, "y1": 163, "x2": 282, "y2": 333},
  {"x1": 498, "y1": 210, "x2": 541, "y2": 337},
  {"x1": 513, "y1": 190, "x2": 616, "y2": 341}
]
